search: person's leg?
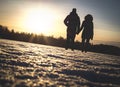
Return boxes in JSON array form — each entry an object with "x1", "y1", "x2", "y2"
[
  {"x1": 82, "y1": 38, "x2": 85, "y2": 44},
  {"x1": 65, "y1": 33, "x2": 70, "y2": 49},
  {"x1": 86, "y1": 39, "x2": 90, "y2": 44},
  {"x1": 71, "y1": 34, "x2": 76, "y2": 50},
  {"x1": 81, "y1": 38, "x2": 85, "y2": 52},
  {"x1": 85, "y1": 39, "x2": 91, "y2": 52}
]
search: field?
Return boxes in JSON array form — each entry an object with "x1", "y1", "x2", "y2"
[{"x1": 0, "y1": 39, "x2": 120, "y2": 87}]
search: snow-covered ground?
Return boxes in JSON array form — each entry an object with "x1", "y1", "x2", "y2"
[{"x1": 0, "y1": 39, "x2": 120, "y2": 87}]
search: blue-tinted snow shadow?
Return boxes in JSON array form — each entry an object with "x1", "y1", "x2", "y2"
[{"x1": 60, "y1": 69, "x2": 120, "y2": 85}]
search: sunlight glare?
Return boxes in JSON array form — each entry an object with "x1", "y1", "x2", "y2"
[{"x1": 24, "y1": 8, "x2": 55, "y2": 34}]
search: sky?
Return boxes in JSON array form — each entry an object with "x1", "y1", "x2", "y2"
[{"x1": 0, "y1": 0, "x2": 120, "y2": 42}]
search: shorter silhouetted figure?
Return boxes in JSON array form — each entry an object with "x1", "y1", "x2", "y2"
[
  {"x1": 78, "y1": 14, "x2": 94, "y2": 52},
  {"x1": 64, "y1": 8, "x2": 80, "y2": 50}
]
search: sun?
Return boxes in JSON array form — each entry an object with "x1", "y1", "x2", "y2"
[{"x1": 24, "y1": 8, "x2": 55, "y2": 34}]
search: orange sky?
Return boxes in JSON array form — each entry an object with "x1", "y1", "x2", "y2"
[{"x1": 0, "y1": 0, "x2": 120, "y2": 42}]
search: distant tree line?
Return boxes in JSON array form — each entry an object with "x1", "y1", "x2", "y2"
[
  {"x1": 0, "y1": 25, "x2": 120, "y2": 56},
  {"x1": 0, "y1": 25, "x2": 68, "y2": 47}
]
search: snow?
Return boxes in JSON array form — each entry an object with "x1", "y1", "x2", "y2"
[{"x1": 0, "y1": 39, "x2": 120, "y2": 87}]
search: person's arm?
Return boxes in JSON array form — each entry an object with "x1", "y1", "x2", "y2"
[
  {"x1": 64, "y1": 15, "x2": 69, "y2": 26},
  {"x1": 91, "y1": 22, "x2": 94, "y2": 40},
  {"x1": 77, "y1": 21, "x2": 84, "y2": 34},
  {"x1": 76, "y1": 16, "x2": 80, "y2": 34},
  {"x1": 78, "y1": 16, "x2": 80, "y2": 29}
]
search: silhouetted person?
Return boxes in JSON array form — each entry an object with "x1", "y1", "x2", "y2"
[
  {"x1": 78, "y1": 14, "x2": 94, "y2": 52},
  {"x1": 64, "y1": 8, "x2": 80, "y2": 50}
]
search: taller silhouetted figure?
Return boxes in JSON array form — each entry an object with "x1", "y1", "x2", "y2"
[
  {"x1": 78, "y1": 14, "x2": 94, "y2": 52},
  {"x1": 64, "y1": 8, "x2": 80, "y2": 50}
]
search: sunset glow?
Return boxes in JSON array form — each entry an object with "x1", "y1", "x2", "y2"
[
  {"x1": 0, "y1": 0, "x2": 120, "y2": 42},
  {"x1": 23, "y1": 8, "x2": 56, "y2": 34}
]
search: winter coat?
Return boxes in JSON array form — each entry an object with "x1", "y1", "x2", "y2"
[
  {"x1": 64, "y1": 12, "x2": 80, "y2": 36},
  {"x1": 80, "y1": 20, "x2": 94, "y2": 40}
]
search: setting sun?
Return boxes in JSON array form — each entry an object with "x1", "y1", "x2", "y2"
[
  {"x1": 0, "y1": 0, "x2": 120, "y2": 42},
  {"x1": 24, "y1": 8, "x2": 55, "y2": 34}
]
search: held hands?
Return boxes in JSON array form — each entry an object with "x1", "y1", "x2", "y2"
[
  {"x1": 76, "y1": 27, "x2": 81, "y2": 35},
  {"x1": 76, "y1": 31, "x2": 79, "y2": 35}
]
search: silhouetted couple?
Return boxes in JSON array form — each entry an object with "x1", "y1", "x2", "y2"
[{"x1": 64, "y1": 8, "x2": 94, "y2": 51}]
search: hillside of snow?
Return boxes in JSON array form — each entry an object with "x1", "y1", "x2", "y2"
[{"x1": 0, "y1": 39, "x2": 120, "y2": 87}]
